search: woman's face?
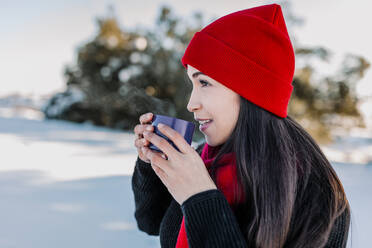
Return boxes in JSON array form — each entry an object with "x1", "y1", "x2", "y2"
[{"x1": 186, "y1": 65, "x2": 240, "y2": 147}]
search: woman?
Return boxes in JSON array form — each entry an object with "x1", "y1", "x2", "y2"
[{"x1": 132, "y1": 3, "x2": 351, "y2": 248}]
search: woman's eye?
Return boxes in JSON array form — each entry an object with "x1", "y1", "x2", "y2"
[{"x1": 199, "y1": 80, "x2": 210, "y2": 87}]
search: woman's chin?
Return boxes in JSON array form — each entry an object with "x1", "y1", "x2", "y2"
[
  {"x1": 205, "y1": 138, "x2": 217, "y2": 147},
  {"x1": 205, "y1": 137, "x2": 212, "y2": 146}
]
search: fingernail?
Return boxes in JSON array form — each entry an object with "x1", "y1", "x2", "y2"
[
  {"x1": 146, "y1": 126, "x2": 152, "y2": 131},
  {"x1": 143, "y1": 131, "x2": 149, "y2": 135}
]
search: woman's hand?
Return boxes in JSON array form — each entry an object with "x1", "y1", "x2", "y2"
[
  {"x1": 133, "y1": 112, "x2": 164, "y2": 163},
  {"x1": 141, "y1": 123, "x2": 217, "y2": 205}
]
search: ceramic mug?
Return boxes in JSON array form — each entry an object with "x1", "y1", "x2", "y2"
[{"x1": 148, "y1": 114, "x2": 195, "y2": 153}]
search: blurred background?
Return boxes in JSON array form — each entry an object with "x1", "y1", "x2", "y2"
[{"x1": 0, "y1": 0, "x2": 371, "y2": 247}]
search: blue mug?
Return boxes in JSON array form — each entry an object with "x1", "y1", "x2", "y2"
[{"x1": 148, "y1": 114, "x2": 195, "y2": 153}]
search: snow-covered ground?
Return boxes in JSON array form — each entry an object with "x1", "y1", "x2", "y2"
[{"x1": 0, "y1": 106, "x2": 371, "y2": 247}]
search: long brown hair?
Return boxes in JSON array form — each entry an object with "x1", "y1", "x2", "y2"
[{"x1": 208, "y1": 96, "x2": 350, "y2": 247}]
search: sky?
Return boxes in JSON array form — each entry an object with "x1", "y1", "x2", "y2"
[{"x1": 1, "y1": 0, "x2": 371, "y2": 99}]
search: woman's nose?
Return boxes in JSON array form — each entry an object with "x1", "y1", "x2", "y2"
[
  {"x1": 187, "y1": 101, "x2": 201, "y2": 112},
  {"x1": 187, "y1": 92, "x2": 201, "y2": 113}
]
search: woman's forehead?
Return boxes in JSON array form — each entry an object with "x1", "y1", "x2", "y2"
[
  {"x1": 187, "y1": 65, "x2": 199, "y2": 75},
  {"x1": 187, "y1": 65, "x2": 207, "y2": 79}
]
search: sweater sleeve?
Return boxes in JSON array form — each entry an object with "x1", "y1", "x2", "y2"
[
  {"x1": 131, "y1": 156, "x2": 173, "y2": 236},
  {"x1": 180, "y1": 189, "x2": 247, "y2": 248}
]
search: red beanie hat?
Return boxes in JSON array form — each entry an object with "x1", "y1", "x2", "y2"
[{"x1": 181, "y1": 3, "x2": 295, "y2": 118}]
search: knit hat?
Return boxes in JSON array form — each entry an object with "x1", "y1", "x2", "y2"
[{"x1": 181, "y1": 3, "x2": 295, "y2": 118}]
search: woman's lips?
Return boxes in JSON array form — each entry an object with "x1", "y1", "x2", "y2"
[{"x1": 199, "y1": 120, "x2": 213, "y2": 132}]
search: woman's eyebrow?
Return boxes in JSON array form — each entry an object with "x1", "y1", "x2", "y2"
[{"x1": 192, "y1": 72, "x2": 205, "y2": 78}]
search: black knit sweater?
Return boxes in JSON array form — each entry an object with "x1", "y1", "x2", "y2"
[{"x1": 131, "y1": 142, "x2": 350, "y2": 247}]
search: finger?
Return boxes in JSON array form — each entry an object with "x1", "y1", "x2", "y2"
[
  {"x1": 135, "y1": 138, "x2": 148, "y2": 148},
  {"x1": 150, "y1": 163, "x2": 168, "y2": 187},
  {"x1": 161, "y1": 153, "x2": 168, "y2": 160},
  {"x1": 140, "y1": 112, "x2": 153, "y2": 125},
  {"x1": 134, "y1": 124, "x2": 142, "y2": 137},
  {"x1": 143, "y1": 130, "x2": 179, "y2": 159},
  {"x1": 142, "y1": 146, "x2": 172, "y2": 173},
  {"x1": 134, "y1": 124, "x2": 154, "y2": 137},
  {"x1": 156, "y1": 123, "x2": 192, "y2": 154}
]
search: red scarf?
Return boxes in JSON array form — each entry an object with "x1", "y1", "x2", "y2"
[{"x1": 175, "y1": 143, "x2": 245, "y2": 248}]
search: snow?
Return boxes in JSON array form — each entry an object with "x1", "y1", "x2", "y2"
[
  {"x1": 42, "y1": 87, "x2": 85, "y2": 118},
  {"x1": 0, "y1": 109, "x2": 371, "y2": 247}
]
